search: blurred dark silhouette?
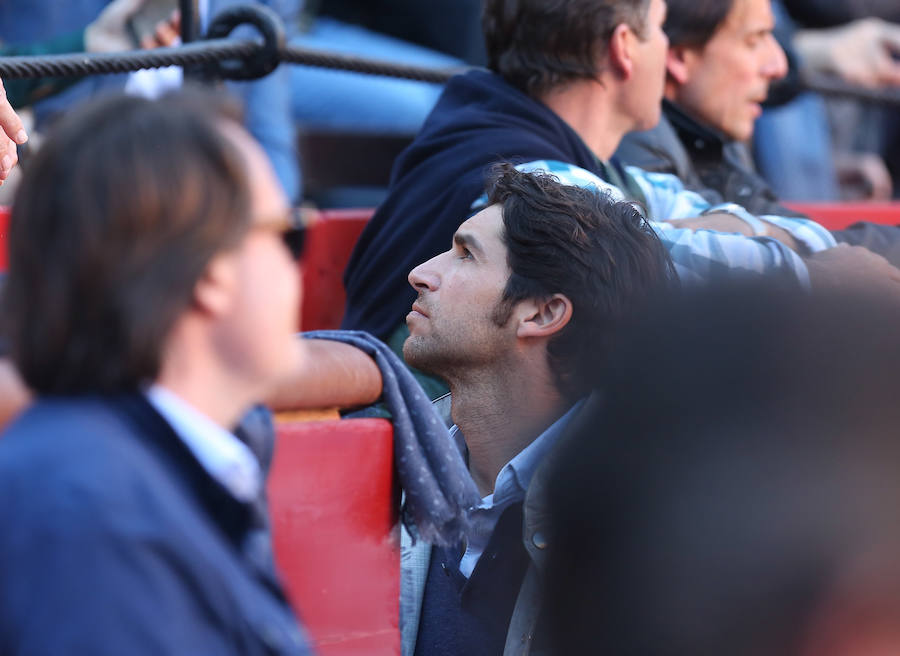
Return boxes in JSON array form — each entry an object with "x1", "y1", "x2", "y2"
[{"x1": 544, "y1": 281, "x2": 900, "y2": 656}]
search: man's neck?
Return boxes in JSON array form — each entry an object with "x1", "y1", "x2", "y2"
[
  {"x1": 449, "y1": 364, "x2": 569, "y2": 497},
  {"x1": 539, "y1": 80, "x2": 633, "y2": 161},
  {"x1": 155, "y1": 322, "x2": 269, "y2": 430}
]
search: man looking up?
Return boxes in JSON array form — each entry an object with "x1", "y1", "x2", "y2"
[
  {"x1": 0, "y1": 92, "x2": 310, "y2": 654},
  {"x1": 399, "y1": 164, "x2": 674, "y2": 656},
  {"x1": 343, "y1": 0, "x2": 900, "y2": 373},
  {"x1": 616, "y1": 0, "x2": 900, "y2": 263}
]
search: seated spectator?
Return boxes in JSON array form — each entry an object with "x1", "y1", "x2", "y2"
[
  {"x1": 616, "y1": 0, "x2": 900, "y2": 265},
  {"x1": 342, "y1": 0, "x2": 900, "y2": 398},
  {"x1": 544, "y1": 281, "x2": 900, "y2": 655},
  {"x1": 0, "y1": 91, "x2": 310, "y2": 654},
  {"x1": 399, "y1": 164, "x2": 674, "y2": 655}
]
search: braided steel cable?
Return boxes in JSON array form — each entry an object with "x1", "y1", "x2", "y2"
[
  {"x1": 0, "y1": 40, "x2": 463, "y2": 84},
  {"x1": 0, "y1": 39, "x2": 258, "y2": 79},
  {"x1": 276, "y1": 46, "x2": 462, "y2": 83}
]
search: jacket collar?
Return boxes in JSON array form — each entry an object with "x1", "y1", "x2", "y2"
[{"x1": 662, "y1": 98, "x2": 728, "y2": 161}]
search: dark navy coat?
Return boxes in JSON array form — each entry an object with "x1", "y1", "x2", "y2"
[{"x1": 0, "y1": 393, "x2": 310, "y2": 655}]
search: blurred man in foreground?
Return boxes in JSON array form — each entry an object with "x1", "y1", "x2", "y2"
[{"x1": 0, "y1": 92, "x2": 310, "y2": 654}]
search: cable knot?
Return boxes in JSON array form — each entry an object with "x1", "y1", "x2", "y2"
[{"x1": 204, "y1": 4, "x2": 284, "y2": 80}]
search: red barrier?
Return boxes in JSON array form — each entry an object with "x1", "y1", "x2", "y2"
[
  {"x1": 268, "y1": 418, "x2": 399, "y2": 656},
  {"x1": 300, "y1": 209, "x2": 373, "y2": 331},
  {"x1": 785, "y1": 202, "x2": 900, "y2": 231}
]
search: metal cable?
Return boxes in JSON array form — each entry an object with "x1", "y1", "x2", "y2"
[
  {"x1": 0, "y1": 40, "x2": 463, "y2": 83},
  {"x1": 277, "y1": 45, "x2": 462, "y2": 83},
  {"x1": 0, "y1": 39, "x2": 257, "y2": 79}
]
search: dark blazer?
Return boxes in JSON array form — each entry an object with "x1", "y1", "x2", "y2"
[{"x1": 0, "y1": 393, "x2": 310, "y2": 655}]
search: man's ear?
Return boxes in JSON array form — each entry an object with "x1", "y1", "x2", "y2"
[
  {"x1": 666, "y1": 45, "x2": 693, "y2": 85},
  {"x1": 192, "y1": 252, "x2": 237, "y2": 318},
  {"x1": 609, "y1": 23, "x2": 636, "y2": 79},
  {"x1": 516, "y1": 293, "x2": 573, "y2": 339}
]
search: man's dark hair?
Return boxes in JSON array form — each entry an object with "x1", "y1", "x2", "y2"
[
  {"x1": 1, "y1": 91, "x2": 251, "y2": 395},
  {"x1": 485, "y1": 163, "x2": 675, "y2": 401},
  {"x1": 482, "y1": 0, "x2": 651, "y2": 97},
  {"x1": 663, "y1": 0, "x2": 736, "y2": 48},
  {"x1": 544, "y1": 282, "x2": 900, "y2": 655}
]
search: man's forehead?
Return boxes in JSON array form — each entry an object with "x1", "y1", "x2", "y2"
[
  {"x1": 461, "y1": 203, "x2": 503, "y2": 232},
  {"x1": 456, "y1": 204, "x2": 505, "y2": 250}
]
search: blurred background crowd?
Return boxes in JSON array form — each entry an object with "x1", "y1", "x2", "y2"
[{"x1": 1, "y1": 0, "x2": 898, "y2": 208}]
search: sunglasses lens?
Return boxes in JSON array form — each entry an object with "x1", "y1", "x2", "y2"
[{"x1": 282, "y1": 227, "x2": 306, "y2": 260}]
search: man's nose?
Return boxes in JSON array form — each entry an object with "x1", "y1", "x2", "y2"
[
  {"x1": 408, "y1": 255, "x2": 441, "y2": 292},
  {"x1": 762, "y1": 35, "x2": 789, "y2": 80}
]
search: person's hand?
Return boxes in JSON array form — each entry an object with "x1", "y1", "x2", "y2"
[
  {"x1": 0, "y1": 358, "x2": 30, "y2": 430},
  {"x1": 805, "y1": 244, "x2": 900, "y2": 297},
  {"x1": 835, "y1": 152, "x2": 894, "y2": 201},
  {"x1": 84, "y1": 0, "x2": 181, "y2": 53},
  {"x1": 796, "y1": 18, "x2": 900, "y2": 88},
  {"x1": 0, "y1": 79, "x2": 28, "y2": 185}
]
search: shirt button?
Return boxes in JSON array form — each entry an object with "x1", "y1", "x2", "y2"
[{"x1": 532, "y1": 532, "x2": 548, "y2": 550}]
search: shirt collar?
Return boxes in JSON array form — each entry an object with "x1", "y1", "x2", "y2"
[
  {"x1": 493, "y1": 399, "x2": 584, "y2": 506},
  {"x1": 663, "y1": 98, "x2": 728, "y2": 153},
  {"x1": 453, "y1": 399, "x2": 585, "y2": 510},
  {"x1": 145, "y1": 384, "x2": 262, "y2": 503}
]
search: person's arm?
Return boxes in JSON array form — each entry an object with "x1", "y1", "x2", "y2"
[
  {"x1": 794, "y1": 18, "x2": 900, "y2": 88},
  {"x1": 266, "y1": 337, "x2": 382, "y2": 411},
  {"x1": 513, "y1": 159, "x2": 813, "y2": 286},
  {"x1": 625, "y1": 166, "x2": 835, "y2": 248},
  {"x1": 514, "y1": 160, "x2": 870, "y2": 290}
]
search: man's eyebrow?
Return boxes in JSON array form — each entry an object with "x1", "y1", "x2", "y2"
[{"x1": 453, "y1": 231, "x2": 485, "y2": 255}]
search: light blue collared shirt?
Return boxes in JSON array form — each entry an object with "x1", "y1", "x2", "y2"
[
  {"x1": 145, "y1": 384, "x2": 262, "y2": 503},
  {"x1": 456, "y1": 400, "x2": 584, "y2": 577}
]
